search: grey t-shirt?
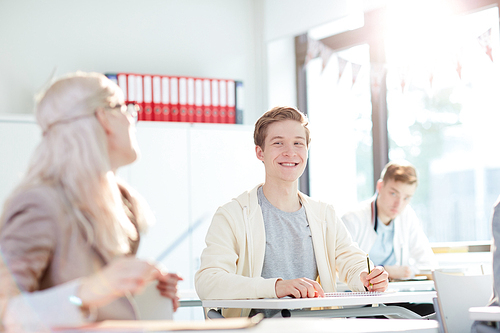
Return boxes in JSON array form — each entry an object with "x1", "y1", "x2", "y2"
[
  {"x1": 250, "y1": 187, "x2": 318, "y2": 318},
  {"x1": 258, "y1": 186, "x2": 318, "y2": 281}
]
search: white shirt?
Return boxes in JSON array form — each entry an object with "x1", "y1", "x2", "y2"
[
  {"x1": 369, "y1": 218, "x2": 397, "y2": 266},
  {"x1": 341, "y1": 196, "x2": 437, "y2": 275}
]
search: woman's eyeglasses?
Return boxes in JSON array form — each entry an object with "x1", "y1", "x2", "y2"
[{"x1": 107, "y1": 103, "x2": 139, "y2": 123}]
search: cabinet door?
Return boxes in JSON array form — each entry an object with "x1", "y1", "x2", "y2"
[
  {"x1": 122, "y1": 122, "x2": 191, "y2": 288},
  {"x1": 0, "y1": 119, "x2": 41, "y2": 205},
  {"x1": 189, "y1": 124, "x2": 264, "y2": 280}
]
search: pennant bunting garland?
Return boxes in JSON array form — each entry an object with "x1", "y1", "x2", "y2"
[{"x1": 304, "y1": 26, "x2": 496, "y2": 94}]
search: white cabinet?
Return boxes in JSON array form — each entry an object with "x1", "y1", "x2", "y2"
[
  {"x1": 121, "y1": 122, "x2": 264, "y2": 292},
  {"x1": 188, "y1": 124, "x2": 265, "y2": 280},
  {"x1": 119, "y1": 122, "x2": 192, "y2": 287}
]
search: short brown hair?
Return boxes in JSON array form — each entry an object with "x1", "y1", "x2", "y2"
[
  {"x1": 254, "y1": 106, "x2": 310, "y2": 149},
  {"x1": 380, "y1": 161, "x2": 418, "y2": 185}
]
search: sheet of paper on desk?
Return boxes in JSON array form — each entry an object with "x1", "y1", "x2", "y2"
[
  {"x1": 391, "y1": 275, "x2": 428, "y2": 282},
  {"x1": 51, "y1": 316, "x2": 262, "y2": 332},
  {"x1": 325, "y1": 292, "x2": 383, "y2": 297}
]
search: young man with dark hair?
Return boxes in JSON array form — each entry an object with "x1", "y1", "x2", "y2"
[
  {"x1": 195, "y1": 106, "x2": 388, "y2": 318},
  {"x1": 342, "y1": 161, "x2": 436, "y2": 316},
  {"x1": 342, "y1": 161, "x2": 435, "y2": 280}
]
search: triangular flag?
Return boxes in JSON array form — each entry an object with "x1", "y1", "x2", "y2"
[
  {"x1": 305, "y1": 37, "x2": 321, "y2": 66},
  {"x1": 338, "y1": 57, "x2": 348, "y2": 82},
  {"x1": 478, "y1": 28, "x2": 493, "y2": 62},
  {"x1": 351, "y1": 63, "x2": 362, "y2": 87},
  {"x1": 456, "y1": 60, "x2": 462, "y2": 79},
  {"x1": 320, "y1": 43, "x2": 334, "y2": 72},
  {"x1": 398, "y1": 66, "x2": 409, "y2": 93},
  {"x1": 370, "y1": 63, "x2": 386, "y2": 95}
]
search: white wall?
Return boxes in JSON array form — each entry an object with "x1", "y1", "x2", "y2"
[
  {"x1": 263, "y1": 0, "x2": 386, "y2": 42},
  {"x1": 266, "y1": 37, "x2": 297, "y2": 109},
  {"x1": 0, "y1": 116, "x2": 41, "y2": 206},
  {"x1": 263, "y1": 0, "x2": 387, "y2": 111},
  {"x1": 0, "y1": 0, "x2": 265, "y2": 125},
  {"x1": 0, "y1": 0, "x2": 389, "y2": 125}
]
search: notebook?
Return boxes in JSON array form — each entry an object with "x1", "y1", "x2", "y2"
[{"x1": 325, "y1": 292, "x2": 384, "y2": 297}]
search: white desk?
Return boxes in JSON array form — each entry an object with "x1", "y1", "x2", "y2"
[
  {"x1": 469, "y1": 306, "x2": 500, "y2": 321},
  {"x1": 337, "y1": 280, "x2": 435, "y2": 292},
  {"x1": 388, "y1": 280, "x2": 435, "y2": 292},
  {"x1": 190, "y1": 318, "x2": 439, "y2": 333},
  {"x1": 203, "y1": 291, "x2": 436, "y2": 319},
  {"x1": 233, "y1": 318, "x2": 439, "y2": 333},
  {"x1": 55, "y1": 318, "x2": 440, "y2": 333}
]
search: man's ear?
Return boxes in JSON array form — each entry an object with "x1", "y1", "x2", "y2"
[
  {"x1": 95, "y1": 107, "x2": 112, "y2": 135},
  {"x1": 255, "y1": 145, "x2": 264, "y2": 162},
  {"x1": 376, "y1": 179, "x2": 384, "y2": 192}
]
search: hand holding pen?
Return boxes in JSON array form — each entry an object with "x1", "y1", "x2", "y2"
[{"x1": 360, "y1": 254, "x2": 389, "y2": 292}]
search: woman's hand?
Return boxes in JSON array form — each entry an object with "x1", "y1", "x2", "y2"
[
  {"x1": 77, "y1": 256, "x2": 161, "y2": 309},
  {"x1": 156, "y1": 273, "x2": 183, "y2": 311}
]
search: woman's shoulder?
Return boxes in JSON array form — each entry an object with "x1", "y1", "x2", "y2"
[
  {"x1": 2, "y1": 184, "x2": 64, "y2": 222},
  {"x1": 11, "y1": 184, "x2": 60, "y2": 203},
  {"x1": 0, "y1": 184, "x2": 64, "y2": 246}
]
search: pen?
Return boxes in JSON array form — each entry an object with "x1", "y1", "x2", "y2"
[
  {"x1": 366, "y1": 254, "x2": 373, "y2": 289},
  {"x1": 366, "y1": 254, "x2": 371, "y2": 274}
]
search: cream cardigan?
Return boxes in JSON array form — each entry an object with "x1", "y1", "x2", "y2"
[{"x1": 195, "y1": 184, "x2": 369, "y2": 317}]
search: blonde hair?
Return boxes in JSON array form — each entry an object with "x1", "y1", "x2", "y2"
[
  {"x1": 254, "y1": 106, "x2": 311, "y2": 149},
  {"x1": 1, "y1": 72, "x2": 151, "y2": 257}
]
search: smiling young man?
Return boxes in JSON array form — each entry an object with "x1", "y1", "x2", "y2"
[
  {"x1": 342, "y1": 161, "x2": 436, "y2": 280},
  {"x1": 195, "y1": 106, "x2": 388, "y2": 318}
]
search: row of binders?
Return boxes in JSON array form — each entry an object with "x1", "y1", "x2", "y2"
[{"x1": 105, "y1": 73, "x2": 244, "y2": 124}]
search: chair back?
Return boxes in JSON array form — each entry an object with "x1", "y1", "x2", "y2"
[
  {"x1": 133, "y1": 282, "x2": 174, "y2": 320},
  {"x1": 433, "y1": 271, "x2": 492, "y2": 333}
]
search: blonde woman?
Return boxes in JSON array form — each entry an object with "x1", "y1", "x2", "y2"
[{"x1": 0, "y1": 72, "x2": 180, "y2": 331}]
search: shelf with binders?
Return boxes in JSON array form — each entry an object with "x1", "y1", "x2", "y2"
[{"x1": 105, "y1": 73, "x2": 244, "y2": 125}]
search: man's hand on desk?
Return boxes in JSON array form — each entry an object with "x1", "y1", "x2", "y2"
[
  {"x1": 384, "y1": 265, "x2": 412, "y2": 280},
  {"x1": 360, "y1": 266, "x2": 389, "y2": 292},
  {"x1": 275, "y1": 277, "x2": 325, "y2": 298}
]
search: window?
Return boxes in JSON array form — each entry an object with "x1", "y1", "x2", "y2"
[
  {"x1": 386, "y1": 6, "x2": 500, "y2": 241},
  {"x1": 301, "y1": 3, "x2": 500, "y2": 242},
  {"x1": 307, "y1": 44, "x2": 374, "y2": 213}
]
